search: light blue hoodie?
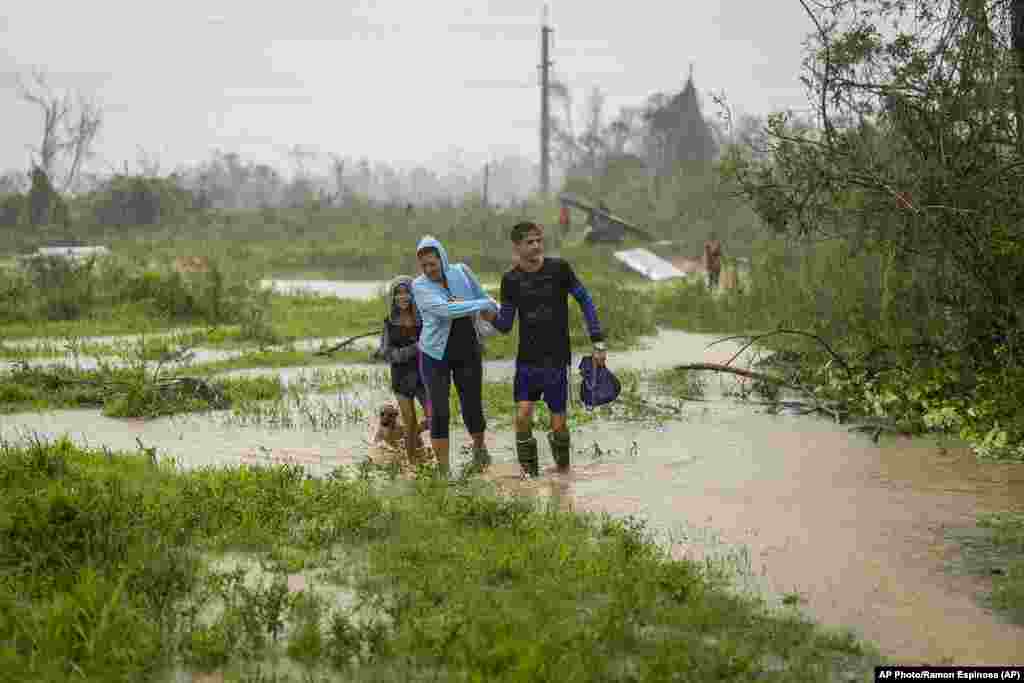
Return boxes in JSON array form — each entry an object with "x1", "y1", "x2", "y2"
[{"x1": 412, "y1": 235, "x2": 497, "y2": 361}]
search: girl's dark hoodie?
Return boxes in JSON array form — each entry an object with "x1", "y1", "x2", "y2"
[{"x1": 376, "y1": 276, "x2": 423, "y2": 397}]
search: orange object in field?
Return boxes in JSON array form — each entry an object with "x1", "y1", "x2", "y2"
[{"x1": 559, "y1": 206, "x2": 570, "y2": 226}]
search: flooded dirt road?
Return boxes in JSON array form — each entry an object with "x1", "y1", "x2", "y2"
[{"x1": 2, "y1": 282, "x2": 1022, "y2": 666}]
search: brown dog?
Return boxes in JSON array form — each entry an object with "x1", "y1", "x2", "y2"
[{"x1": 372, "y1": 405, "x2": 406, "y2": 450}]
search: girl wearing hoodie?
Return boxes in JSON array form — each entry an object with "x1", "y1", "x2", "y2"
[
  {"x1": 375, "y1": 276, "x2": 430, "y2": 462},
  {"x1": 412, "y1": 235, "x2": 498, "y2": 476}
]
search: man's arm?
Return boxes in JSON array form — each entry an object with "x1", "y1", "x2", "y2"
[
  {"x1": 412, "y1": 280, "x2": 496, "y2": 319},
  {"x1": 566, "y1": 265, "x2": 604, "y2": 343},
  {"x1": 490, "y1": 274, "x2": 517, "y2": 333}
]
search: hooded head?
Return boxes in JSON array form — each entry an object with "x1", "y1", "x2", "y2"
[
  {"x1": 416, "y1": 235, "x2": 449, "y2": 283},
  {"x1": 386, "y1": 275, "x2": 420, "y2": 324}
]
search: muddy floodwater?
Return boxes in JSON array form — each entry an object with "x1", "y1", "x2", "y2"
[{"x1": 2, "y1": 281, "x2": 1023, "y2": 666}]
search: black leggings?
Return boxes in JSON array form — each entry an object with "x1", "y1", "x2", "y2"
[{"x1": 420, "y1": 351, "x2": 486, "y2": 439}]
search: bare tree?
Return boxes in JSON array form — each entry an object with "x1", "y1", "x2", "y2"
[
  {"x1": 287, "y1": 144, "x2": 319, "y2": 180},
  {"x1": 17, "y1": 68, "x2": 102, "y2": 194},
  {"x1": 328, "y1": 153, "x2": 346, "y2": 205},
  {"x1": 548, "y1": 78, "x2": 579, "y2": 171},
  {"x1": 135, "y1": 146, "x2": 162, "y2": 178},
  {"x1": 605, "y1": 107, "x2": 641, "y2": 157},
  {"x1": 579, "y1": 87, "x2": 607, "y2": 176},
  {"x1": 0, "y1": 170, "x2": 28, "y2": 195}
]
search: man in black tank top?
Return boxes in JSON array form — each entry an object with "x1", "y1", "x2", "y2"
[{"x1": 480, "y1": 221, "x2": 607, "y2": 476}]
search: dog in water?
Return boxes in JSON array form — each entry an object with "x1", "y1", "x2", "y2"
[
  {"x1": 372, "y1": 404, "x2": 431, "y2": 464},
  {"x1": 373, "y1": 405, "x2": 406, "y2": 450}
]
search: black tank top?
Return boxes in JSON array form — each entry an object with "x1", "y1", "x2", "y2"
[
  {"x1": 440, "y1": 276, "x2": 480, "y2": 361},
  {"x1": 445, "y1": 315, "x2": 478, "y2": 361}
]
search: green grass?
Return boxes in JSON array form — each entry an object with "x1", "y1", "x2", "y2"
[
  {"x1": 0, "y1": 302, "x2": 199, "y2": 341},
  {"x1": 0, "y1": 292, "x2": 381, "y2": 345},
  {"x1": 0, "y1": 362, "x2": 286, "y2": 418},
  {"x1": 180, "y1": 349, "x2": 372, "y2": 376},
  {"x1": 0, "y1": 436, "x2": 879, "y2": 682},
  {"x1": 977, "y1": 511, "x2": 1024, "y2": 623}
]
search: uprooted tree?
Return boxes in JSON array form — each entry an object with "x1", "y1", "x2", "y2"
[{"x1": 716, "y1": 0, "x2": 1024, "y2": 459}]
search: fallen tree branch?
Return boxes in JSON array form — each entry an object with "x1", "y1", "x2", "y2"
[
  {"x1": 673, "y1": 363, "x2": 801, "y2": 389},
  {"x1": 314, "y1": 331, "x2": 380, "y2": 356},
  {"x1": 673, "y1": 363, "x2": 846, "y2": 423},
  {"x1": 707, "y1": 328, "x2": 853, "y2": 378}
]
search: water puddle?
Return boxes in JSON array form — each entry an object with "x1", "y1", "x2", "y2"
[{"x1": 260, "y1": 279, "x2": 387, "y2": 300}]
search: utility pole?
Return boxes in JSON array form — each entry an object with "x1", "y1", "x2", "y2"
[
  {"x1": 482, "y1": 162, "x2": 490, "y2": 208},
  {"x1": 1014, "y1": 0, "x2": 1024, "y2": 155},
  {"x1": 539, "y1": 4, "x2": 552, "y2": 197}
]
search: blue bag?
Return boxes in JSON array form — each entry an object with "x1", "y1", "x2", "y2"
[{"x1": 578, "y1": 355, "x2": 621, "y2": 408}]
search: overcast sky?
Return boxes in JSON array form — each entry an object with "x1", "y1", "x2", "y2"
[{"x1": 1, "y1": 0, "x2": 816, "y2": 178}]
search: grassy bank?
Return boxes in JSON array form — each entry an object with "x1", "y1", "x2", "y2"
[{"x1": 0, "y1": 437, "x2": 877, "y2": 682}]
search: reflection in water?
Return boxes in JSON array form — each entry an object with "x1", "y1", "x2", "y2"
[{"x1": 2, "y1": 321, "x2": 1023, "y2": 665}]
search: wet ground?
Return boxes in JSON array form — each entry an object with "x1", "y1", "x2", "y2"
[{"x1": 2, "y1": 279, "x2": 1022, "y2": 666}]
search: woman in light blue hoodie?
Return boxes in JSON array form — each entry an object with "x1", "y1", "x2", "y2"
[{"x1": 412, "y1": 235, "x2": 498, "y2": 475}]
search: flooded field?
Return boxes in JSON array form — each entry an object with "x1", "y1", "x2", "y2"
[
  {"x1": 2, "y1": 279, "x2": 1022, "y2": 667},
  {"x1": 260, "y1": 279, "x2": 388, "y2": 300}
]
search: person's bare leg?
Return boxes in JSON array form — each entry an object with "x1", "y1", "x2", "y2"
[
  {"x1": 432, "y1": 438, "x2": 450, "y2": 475},
  {"x1": 515, "y1": 402, "x2": 534, "y2": 435},
  {"x1": 396, "y1": 396, "x2": 419, "y2": 462}
]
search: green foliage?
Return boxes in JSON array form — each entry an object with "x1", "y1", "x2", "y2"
[
  {"x1": 651, "y1": 234, "x2": 1024, "y2": 461},
  {"x1": 88, "y1": 174, "x2": 192, "y2": 226},
  {"x1": 0, "y1": 360, "x2": 284, "y2": 419},
  {"x1": 0, "y1": 254, "x2": 260, "y2": 326},
  {"x1": 0, "y1": 192, "x2": 25, "y2": 227},
  {"x1": 977, "y1": 511, "x2": 1024, "y2": 618},
  {"x1": 28, "y1": 166, "x2": 61, "y2": 227},
  {"x1": 721, "y1": 0, "x2": 1024, "y2": 361}
]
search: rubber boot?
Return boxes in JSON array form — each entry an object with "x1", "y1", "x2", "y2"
[
  {"x1": 516, "y1": 432, "x2": 539, "y2": 478},
  {"x1": 548, "y1": 430, "x2": 571, "y2": 472}
]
